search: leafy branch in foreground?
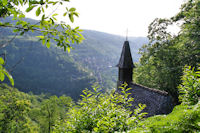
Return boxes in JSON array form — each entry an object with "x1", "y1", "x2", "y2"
[
  {"x1": 53, "y1": 83, "x2": 147, "y2": 132},
  {"x1": 0, "y1": 0, "x2": 84, "y2": 85},
  {"x1": 0, "y1": 0, "x2": 84, "y2": 52},
  {"x1": 0, "y1": 57, "x2": 14, "y2": 86}
]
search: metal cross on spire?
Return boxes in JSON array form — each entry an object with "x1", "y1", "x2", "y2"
[{"x1": 126, "y1": 28, "x2": 128, "y2": 41}]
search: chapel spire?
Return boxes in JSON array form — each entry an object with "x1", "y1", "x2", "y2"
[{"x1": 117, "y1": 40, "x2": 135, "y2": 86}]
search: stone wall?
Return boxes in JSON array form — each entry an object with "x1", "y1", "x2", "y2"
[{"x1": 117, "y1": 82, "x2": 174, "y2": 117}]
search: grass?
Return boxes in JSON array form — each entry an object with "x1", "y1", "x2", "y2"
[{"x1": 130, "y1": 101, "x2": 200, "y2": 133}]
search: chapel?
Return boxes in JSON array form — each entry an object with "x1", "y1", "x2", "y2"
[{"x1": 116, "y1": 40, "x2": 174, "y2": 117}]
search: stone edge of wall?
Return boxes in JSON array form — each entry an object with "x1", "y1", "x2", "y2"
[{"x1": 130, "y1": 82, "x2": 169, "y2": 96}]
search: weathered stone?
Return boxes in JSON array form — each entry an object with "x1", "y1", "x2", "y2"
[{"x1": 127, "y1": 83, "x2": 174, "y2": 117}]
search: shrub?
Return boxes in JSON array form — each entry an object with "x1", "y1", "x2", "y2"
[
  {"x1": 178, "y1": 65, "x2": 200, "y2": 105},
  {"x1": 129, "y1": 101, "x2": 200, "y2": 133},
  {"x1": 53, "y1": 83, "x2": 147, "y2": 132}
]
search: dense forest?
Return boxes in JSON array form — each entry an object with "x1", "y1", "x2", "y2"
[{"x1": 0, "y1": 0, "x2": 200, "y2": 132}]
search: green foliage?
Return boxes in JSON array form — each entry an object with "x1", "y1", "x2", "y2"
[
  {"x1": 0, "y1": 0, "x2": 83, "y2": 51},
  {"x1": 0, "y1": 83, "x2": 145, "y2": 133},
  {"x1": 0, "y1": 35, "x2": 96, "y2": 100},
  {"x1": 0, "y1": 83, "x2": 73, "y2": 133},
  {"x1": 178, "y1": 65, "x2": 200, "y2": 105},
  {"x1": 0, "y1": 25, "x2": 147, "y2": 99},
  {"x1": 134, "y1": 0, "x2": 200, "y2": 103},
  {"x1": 134, "y1": 40, "x2": 182, "y2": 103},
  {"x1": 53, "y1": 83, "x2": 147, "y2": 132},
  {"x1": 0, "y1": 84, "x2": 38, "y2": 132},
  {"x1": 0, "y1": 0, "x2": 83, "y2": 91},
  {"x1": 0, "y1": 81, "x2": 199, "y2": 133},
  {"x1": 0, "y1": 57, "x2": 14, "y2": 86},
  {"x1": 130, "y1": 101, "x2": 200, "y2": 133},
  {"x1": 39, "y1": 96, "x2": 73, "y2": 133}
]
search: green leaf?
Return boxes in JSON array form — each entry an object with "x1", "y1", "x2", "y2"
[
  {"x1": 52, "y1": 17, "x2": 57, "y2": 21},
  {"x1": 3, "y1": 69, "x2": 14, "y2": 86},
  {"x1": 67, "y1": 47, "x2": 70, "y2": 53},
  {"x1": 53, "y1": 1, "x2": 58, "y2": 5},
  {"x1": 36, "y1": 7, "x2": 41, "y2": 16},
  {"x1": 46, "y1": 40, "x2": 50, "y2": 48},
  {"x1": 73, "y1": 12, "x2": 79, "y2": 17},
  {"x1": 0, "y1": 58, "x2": 4, "y2": 65},
  {"x1": 50, "y1": 18, "x2": 55, "y2": 25},
  {"x1": 78, "y1": 29, "x2": 83, "y2": 32},
  {"x1": 19, "y1": 14, "x2": 25, "y2": 19},
  {"x1": 41, "y1": 7, "x2": 45, "y2": 13},
  {"x1": 69, "y1": 14, "x2": 74, "y2": 23},
  {"x1": 63, "y1": 12, "x2": 67, "y2": 16},
  {"x1": 13, "y1": 29, "x2": 20, "y2": 33},
  {"x1": 19, "y1": 0, "x2": 23, "y2": 5},
  {"x1": 26, "y1": 5, "x2": 36, "y2": 12},
  {"x1": 126, "y1": 88, "x2": 132, "y2": 91},
  {"x1": 20, "y1": 31, "x2": 25, "y2": 35},
  {"x1": 42, "y1": 39, "x2": 46, "y2": 45},
  {"x1": 80, "y1": 95, "x2": 85, "y2": 98},
  {"x1": 52, "y1": 13, "x2": 58, "y2": 17},
  {"x1": 0, "y1": 72, "x2": 5, "y2": 81},
  {"x1": 42, "y1": 14, "x2": 45, "y2": 21},
  {"x1": 87, "y1": 94, "x2": 92, "y2": 97},
  {"x1": 2, "y1": 0, "x2": 8, "y2": 6},
  {"x1": 36, "y1": 36, "x2": 45, "y2": 39},
  {"x1": 74, "y1": 26, "x2": 79, "y2": 30},
  {"x1": 69, "y1": 7, "x2": 76, "y2": 12}
]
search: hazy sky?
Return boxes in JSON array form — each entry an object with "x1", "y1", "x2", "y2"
[
  {"x1": 28, "y1": 0, "x2": 185, "y2": 37},
  {"x1": 68, "y1": 0, "x2": 185, "y2": 37}
]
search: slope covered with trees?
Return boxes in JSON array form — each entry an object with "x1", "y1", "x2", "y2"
[
  {"x1": 0, "y1": 17, "x2": 147, "y2": 99},
  {"x1": 2, "y1": 37, "x2": 95, "y2": 100},
  {"x1": 0, "y1": 83, "x2": 73, "y2": 132},
  {"x1": 134, "y1": 0, "x2": 200, "y2": 104},
  {"x1": 0, "y1": 65, "x2": 199, "y2": 133},
  {"x1": 0, "y1": 0, "x2": 199, "y2": 132}
]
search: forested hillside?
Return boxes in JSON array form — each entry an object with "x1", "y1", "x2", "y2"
[
  {"x1": 0, "y1": 84, "x2": 73, "y2": 132},
  {"x1": 0, "y1": 17, "x2": 147, "y2": 99},
  {"x1": 71, "y1": 30, "x2": 148, "y2": 88},
  {"x1": 0, "y1": 0, "x2": 199, "y2": 132}
]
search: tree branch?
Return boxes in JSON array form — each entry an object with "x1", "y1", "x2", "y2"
[
  {"x1": 0, "y1": 24, "x2": 57, "y2": 33},
  {"x1": 8, "y1": 57, "x2": 24, "y2": 72},
  {"x1": 0, "y1": 33, "x2": 18, "y2": 49}
]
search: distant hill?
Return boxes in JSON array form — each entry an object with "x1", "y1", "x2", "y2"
[
  {"x1": 0, "y1": 17, "x2": 148, "y2": 99},
  {"x1": 70, "y1": 30, "x2": 148, "y2": 88}
]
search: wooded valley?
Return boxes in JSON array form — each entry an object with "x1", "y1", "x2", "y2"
[{"x1": 0, "y1": 0, "x2": 199, "y2": 132}]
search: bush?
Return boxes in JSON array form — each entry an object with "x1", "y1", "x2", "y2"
[
  {"x1": 53, "y1": 83, "x2": 147, "y2": 132},
  {"x1": 129, "y1": 101, "x2": 200, "y2": 133},
  {"x1": 178, "y1": 65, "x2": 200, "y2": 105}
]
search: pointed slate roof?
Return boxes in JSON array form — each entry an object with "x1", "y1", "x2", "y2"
[{"x1": 116, "y1": 41, "x2": 135, "y2": 68}]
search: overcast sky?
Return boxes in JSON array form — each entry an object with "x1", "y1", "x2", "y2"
[
  {"x1": 28, "y1": 0, "x2": 185, "y2": 37},
  {"x1": 68, "y1": 0, "x2": 185, "y2": 37}
]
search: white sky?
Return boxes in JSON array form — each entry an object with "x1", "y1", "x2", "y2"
[{"x1": 27, "y1": 0, "x2": 185, "y2": 37}]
